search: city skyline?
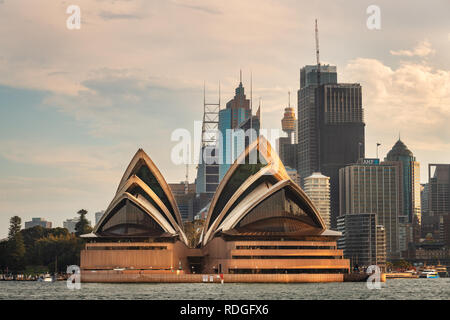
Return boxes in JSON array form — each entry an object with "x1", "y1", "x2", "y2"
[{"x1": 1, "y1": 0, "x2": 450, "y2": 238}]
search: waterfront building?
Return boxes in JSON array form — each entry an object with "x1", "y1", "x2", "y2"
[
  {"x1": 376, "y1": 225, "x2": 387, "y2": 270},
  {"x1": 80, "y1": 149, "x2": 190, "y2": 275},
  {"x1": 304, "y1": 172, "x2": 331, "y2": 229},
  {"x1": 339, "y1": 160, "x2": 400, "y2": 258},
  {"x1": 297, "y1": 64, "x2": 365, "y2": 229},
  {"x1": 80, "y1": 140, "x2": 349, "y2": 283},
  {"x1": 24, "y1": 218, "x2": 52, "y2": 229},
  {"x1": 337, "y1": 213, "x2": 385, "y2": 268},
  {"x1": 443, "y1": 214, "x2": 450, "y2": 247},
  {"x1": 63, "y1": 218, "x2": 79, "y2": 233},
  {"x1": 384, "y1": 139, "x2": 421, "y2": 242},
  {"x1": 201, "y1": 136, "x2": 349, "y2": 279}
]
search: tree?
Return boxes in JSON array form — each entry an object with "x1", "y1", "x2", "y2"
[
  {"x1": 183, "y1": 219, "x2": 205, "y2": 248},
  {"x1": 7, "y1": 232, "x2": 26, "y2": 271},
  {"x1": 75, "y1": 209, "x2": 92, "y2": 236},
  {"x1": 8, "y1": 216, "x2": 22, "y2": 239}
]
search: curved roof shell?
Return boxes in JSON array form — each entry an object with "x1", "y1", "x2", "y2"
[
  {"x1": 201, "y1": 136, "x2": 327, "y2": 246},
  {"x1": 94, "y1": 149, "x2": 188, "y2": 245}
]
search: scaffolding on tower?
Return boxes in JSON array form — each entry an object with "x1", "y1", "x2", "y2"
[{"x1": 195, "y1": 82, "x2": 221, "y2": 195}]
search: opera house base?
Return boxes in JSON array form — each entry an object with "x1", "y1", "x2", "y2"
[
  {"x1": 81, "y1": 270, "x2": 344, "y2": 283},
  {"x1": 80, "y1": 236, "x2": 350, "y2": 283}
]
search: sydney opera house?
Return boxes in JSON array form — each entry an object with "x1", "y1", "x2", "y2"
[{"x1": 80, "y1": 137, "x2": 350, "y2": 283}]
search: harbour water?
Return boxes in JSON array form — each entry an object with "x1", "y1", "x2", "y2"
[{"x1": 0, "y1": 278, "x2": 449, "y2": 300}]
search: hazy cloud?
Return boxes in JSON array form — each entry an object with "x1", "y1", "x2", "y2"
[
  {"x1": 98, "y1": 11, "x2": 143, "y2": 20},
  {"x1": 390, "y1": 40, "x2": 436, "y2": 57}
]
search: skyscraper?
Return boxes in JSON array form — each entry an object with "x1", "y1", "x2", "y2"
[
  {"x1": 428, "y1": 164, "x2": 450, "y2": 217},
  {"x1": 297, "y1": 65, "x2": 365, "y2": 229},
  {"x1": 384, "y1": 140, "x2": 421, "y2": 222},
  {"x1": 384, "y1": 139, "x2": 421, "y2": 243},
  {"x1": 218, "y1": 74, "x2": 256, "y2": 181},
  {"x1": 339, "y1": 161, "x2": 400, "y2": 257},
  {"x1": 337, "y1": 213, "x2": 378, "y2": 268},
  {"x1": 422, "y1": 164, "x2": 450, "y2": 242}
]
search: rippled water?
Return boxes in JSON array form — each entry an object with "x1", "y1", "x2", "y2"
[{"x1": 1, "y1": 279, "x2": 449, "y2": 300}]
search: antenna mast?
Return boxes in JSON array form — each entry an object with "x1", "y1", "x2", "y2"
[
  {"x1": 250, "y1": 71, "x2": 253, "y2": 131},
  {"x1": 315, "y1": 19, "x2": 321, "y2": 86}
]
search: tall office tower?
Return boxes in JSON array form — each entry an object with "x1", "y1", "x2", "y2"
[
  {"x1": 384, "y1": 139, "x2": 421, "y2": 243},
  {"x1": 422, "y1": 164, "x2": 450, "y2": 241},
  {"x1": 421, "y1": 183, "x2": 429, "y2": 217},
  {"x1": 421, "y1": 183, "x2": 437, "y2": 238},
  {"x1": 236, "y1": 111, "x2": 260, "y2": 152},
  {"x1": 304, "y1": 172, "x2": 331, "y2": 228},
  {"x1": 218, "y1": 74, "x2": 254, "y2": 180},
  {"x1": 428, "y1": 164, "x2": 450, "y2": 217},
  {"x1": 298, "y1": 64, "x2": 365, "y2": 229},
  {"x1": 277, "y1": 137, "x2": 298, "y2": 169},
  {"x1": 337, "y1": 213, "x2": 377, "y2": 268},
  {"x1": 339, "y1": 161, "x2": 400, "y2": 258}
]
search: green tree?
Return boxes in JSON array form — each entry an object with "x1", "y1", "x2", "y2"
[
  {"x1": 7, "y1": 232, "x2": 26, "y2": 271},
  {"x1": 33, "y1": 234, "x2": 85, "y2": 272},
  {"x1": 8, "y1": 216, "x2": 22, "y2": 239},
  {"x1": 75, "y1": 209, "x2": 92, "y2": 236}
]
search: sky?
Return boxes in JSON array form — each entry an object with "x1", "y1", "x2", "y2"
[{"x1": 0, "y1": 0, "x2": 449, "y2": 238}]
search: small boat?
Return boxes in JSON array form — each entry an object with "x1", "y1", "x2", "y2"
[
  {"x1": 419, "y1": 269, "x2": 440, "y2": 279},
  {"x1": 37, "y1": 274, "x2": 54, "y2": 282}
]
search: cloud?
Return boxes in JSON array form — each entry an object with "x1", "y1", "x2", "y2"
[
  {"x1": 171, "y1": 0, "x2": 222, "y2": 15},
  {"x1": 342, "y1": 47, "x2": 450, "y2": 181},
  {"x1": 98, "y1": 11, "x2": 143, "y2": 20},
  {"x1": 390, "y1": 40, "x2": 435, "y2": 57}
]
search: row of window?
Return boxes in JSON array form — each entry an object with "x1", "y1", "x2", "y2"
[{"x1": 86, "y1": 246, "x2": 168, "y2": 250}]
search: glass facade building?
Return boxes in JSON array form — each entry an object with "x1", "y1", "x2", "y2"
[{"x1": 339, "y1": 161, "x2": 400, "y2": 258}]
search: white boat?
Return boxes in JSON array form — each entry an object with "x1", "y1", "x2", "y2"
[{"x1": 37, "y1": 274, "x2": 54, "y2": 282}]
